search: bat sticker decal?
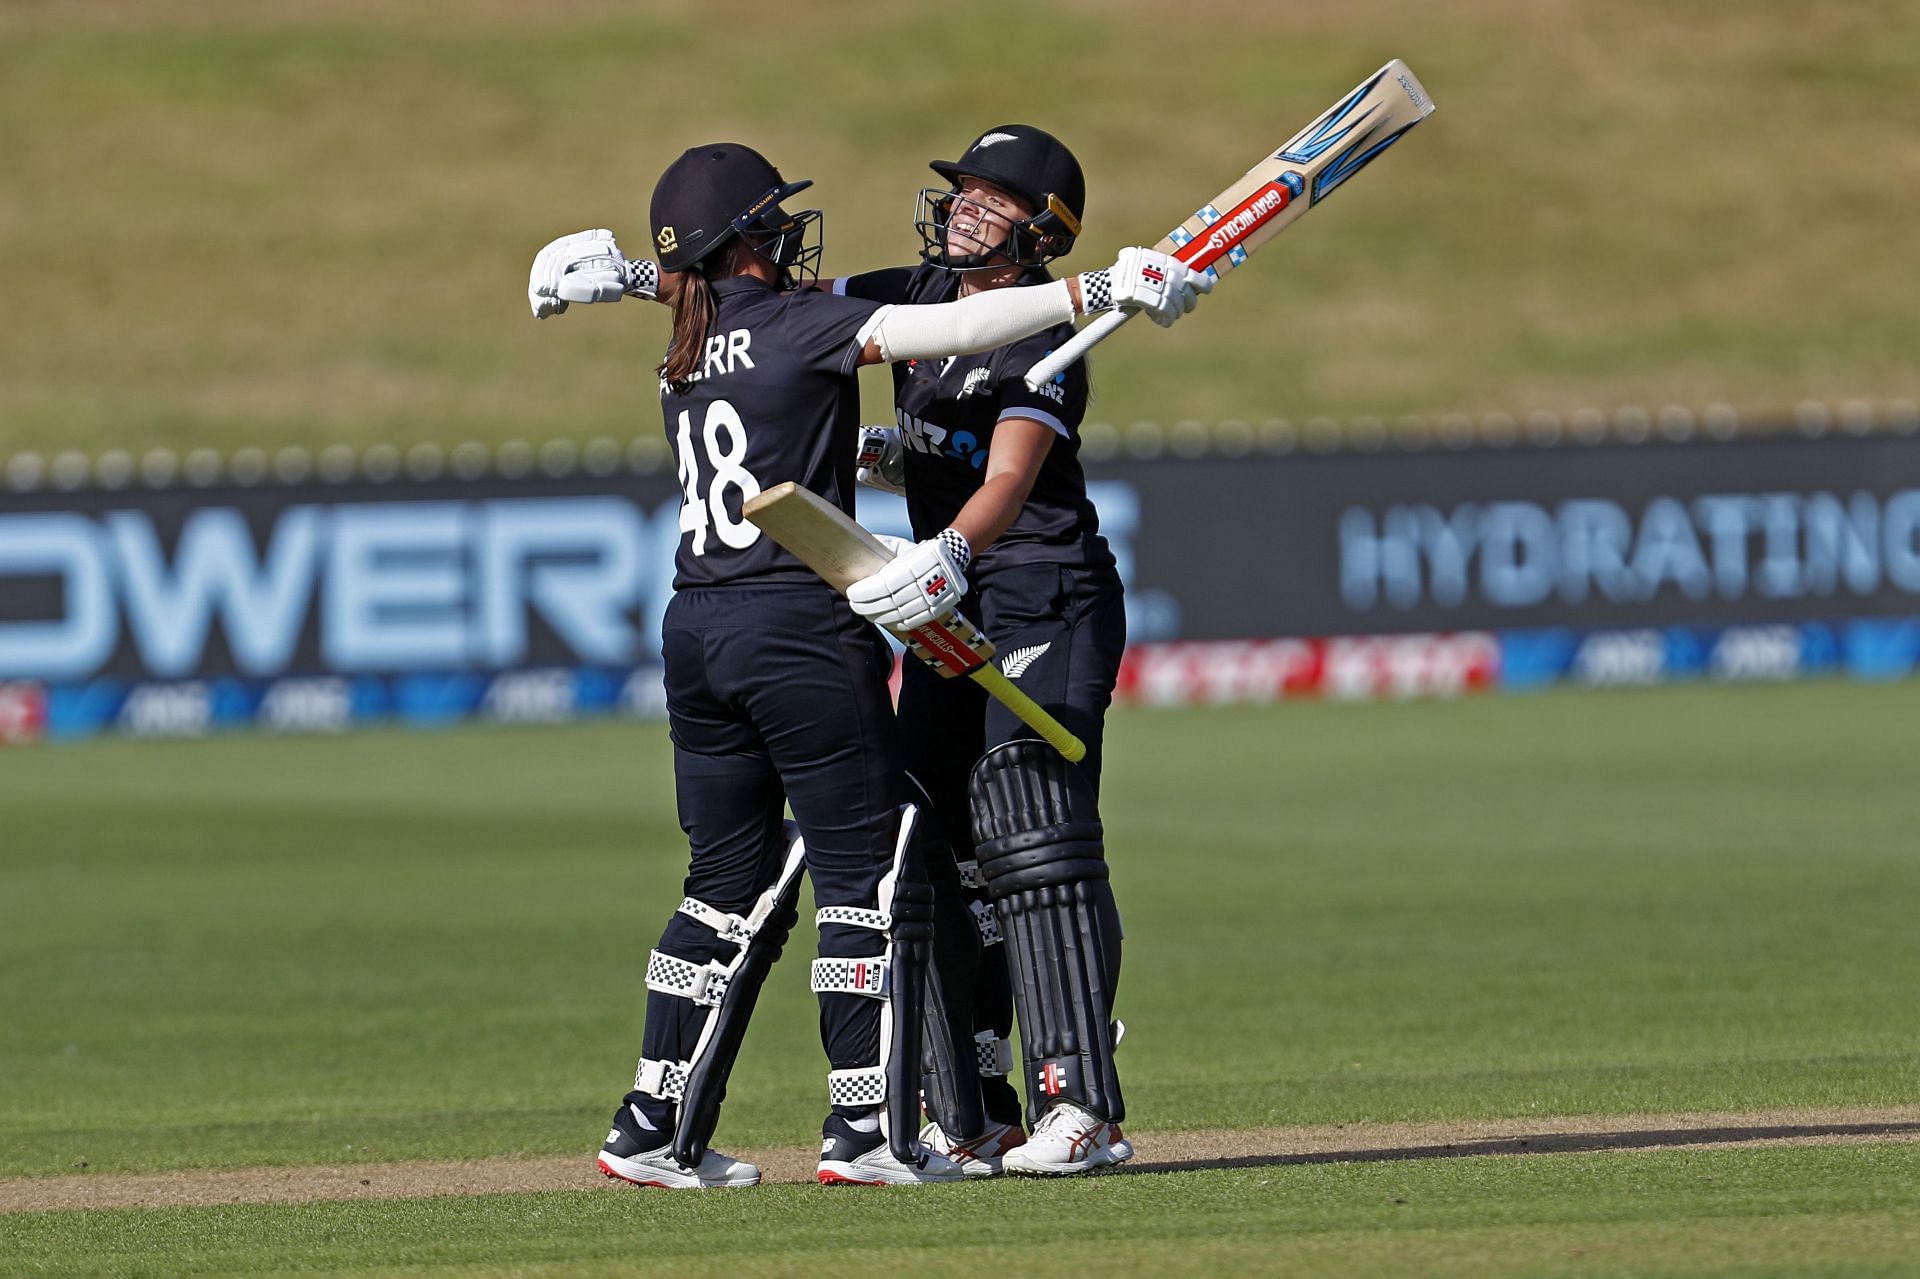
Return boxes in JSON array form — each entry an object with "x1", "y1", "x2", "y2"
[
  {"x1": 1276, "y1": 76, "x2": 1383, "y2": 164},
  {"x1": 1312, "y1": 126, "x2": 1422, "y2": 201}
]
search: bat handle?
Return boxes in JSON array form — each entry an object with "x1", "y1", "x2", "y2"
[
  {"x1": 967, "y1": 665, "x2": 1088, "y2": 763},
  {"x1": 1022, "y1": 308, "x2": 1134, "y2": 391}
]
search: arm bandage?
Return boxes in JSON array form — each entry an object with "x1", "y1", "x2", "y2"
[{"x1": 864, "y1": 280, "x2": 1075, "y2": 364}]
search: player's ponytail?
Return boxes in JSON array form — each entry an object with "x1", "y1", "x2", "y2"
[{"x1": 658, "y1": 268, "x2": 717, "y2": 392}]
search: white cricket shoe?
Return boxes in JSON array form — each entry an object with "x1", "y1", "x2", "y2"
[
  {"x1": 596, "y1": 1100, "x2": 760, "y2": 1188},
  {"x1": 918, "y1": 1119, "x2": 1027, "y2": 1178},
  {"x1": 597, "y1": 1142, "x2": 761, "y2": 1189},
  {"x1": 817, "y1": 1113, "x2": 966, "y2": 1185},
  {"x1": 1001, "y1": 1101, "x2": 1132, "y2": 1176}
]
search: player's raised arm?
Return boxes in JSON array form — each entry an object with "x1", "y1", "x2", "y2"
[
  {"x1": 851, "y1": 245, "x2": 1207, "y2": 367},
  {"x1": 526, "y1": 228, "x2": 662, "y2": 318}
]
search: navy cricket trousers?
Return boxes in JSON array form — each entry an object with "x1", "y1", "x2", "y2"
[{"x1": 642, "y1": 582, "x2": 907, "y2": 1095}]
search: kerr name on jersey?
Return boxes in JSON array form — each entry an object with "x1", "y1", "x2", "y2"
[{"x1": 659, "y1": 328, "x2": 755, "y2": 393}]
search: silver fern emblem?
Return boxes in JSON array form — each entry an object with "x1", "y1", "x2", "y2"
[{"x1": 1001, "y1": 642, "x2": 1052, "y2": 679}]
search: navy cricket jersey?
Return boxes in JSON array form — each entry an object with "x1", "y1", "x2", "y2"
[
  {"x1": 839, "y1": 265, "x2": 1112, "y2": 576},
  {"x1": 661, "y1": 276, "x2": 884, "y2": 589}
]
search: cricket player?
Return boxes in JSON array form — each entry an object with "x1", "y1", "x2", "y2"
[
  {"x1": 837, "y1": 126, "x2": 1138, "y2": 1176},
  {"x1": 527, "y1": 142, "x2": 1205, "y2": 1187}
]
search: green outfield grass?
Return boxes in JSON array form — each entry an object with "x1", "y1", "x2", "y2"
[
  {"x1": 7, "y1": 1146, "x2": 1920, "y2": 1278},
  {"x1": 3, "y1": 682, "x2": 1919, "y2": 1273},
  {"x1": 4, "y1": 1, "x2": 1919, "y2": 457}
]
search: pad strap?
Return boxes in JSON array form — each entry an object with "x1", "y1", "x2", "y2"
[
  {"x1": 956, "y1": 859, "x2": 984, "y2": 890},
  {"x1": 975, "y1": 1031, "x2": 1015, "y2": 1077},
  {"x1": 827, "y1": 1066, "x2": 888, "y2": 1109},
  {"x1": 645, "y1": 949, "x2": 730, "y2": 1007},
  {"x1": 968, "y1": 899, "x2": 1003, "y2": 946},
  {"x1": 810, "y1": 956, "x2": 890, "y2": 998},
  {"x1": 676, "y1": 897, "x2": 755, "y2": 945},
  {"x1": 816, "y1": 905, "x2": 891, "y2": 931},
  {"x1": 634, "y1": 1055, "x2": 690, "y2": 1101}
]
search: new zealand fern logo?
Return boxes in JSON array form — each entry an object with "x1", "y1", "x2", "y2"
[{"x1": 1001, "y1": 643, "x2": 1052, "y2": 679}]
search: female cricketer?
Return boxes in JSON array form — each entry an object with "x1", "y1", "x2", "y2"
[{"x1": 527, "y1": 140, "x2": 1203, "y2": 1187}]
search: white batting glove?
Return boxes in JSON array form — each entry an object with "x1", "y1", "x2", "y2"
[
  {"x1": 527, "y1": 229, "x2": 659, "y2": 318},
  {"x1": 855, "y1": 425, "x2": 907, "y2": 496},
  {"x1": 1077, "y1": 247, "x2": 1211, "y2": 327},
  {"x1": 847, "y1": 530, "x2": 972, "y2": 632}
]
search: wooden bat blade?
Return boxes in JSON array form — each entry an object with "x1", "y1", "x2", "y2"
[
  {"x1": 1023, "y1": 58, "x2": 1434, "y2": 391},
  {"x1": 741, "y1": 481, "x2": 893, "y2": 590},
  {"x1": 741, "y1": 483, "x2": 1087, "y2": 762},
  {"x1": 743, "y1": 482, "x2": 997, "y2": 670},
  {"x1": 1165, "y1": 58, "x2": 1434, "y2": 283}
]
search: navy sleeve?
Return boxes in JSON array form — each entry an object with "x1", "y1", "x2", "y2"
[
  {"x1": 991, "y1": 325, "x2": 1089, "y2": 439},
  {"x1": 780, "y1": 289, "x2": 887, "y2": 377},
  {"x1": 837, "y1": 268, "x2": 916, "y2": 305}
]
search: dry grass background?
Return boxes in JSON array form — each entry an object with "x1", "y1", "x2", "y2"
[{"x1": 3, "y1": 0, "x2": 1917, "y2": 455}]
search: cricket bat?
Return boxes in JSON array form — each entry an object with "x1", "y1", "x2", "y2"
[
  {"x1": 1024, "y1": 58, "x2": 1435, "y2": 390},
  {"x1": 742, "y1": 483, "x2": 1087, "y2": 763}
]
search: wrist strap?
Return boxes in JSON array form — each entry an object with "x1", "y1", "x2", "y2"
[
  {"x1": 1075, "y1": 268, "x2": 1114, "y2": 314},
  {"x1": 938, "y1": 527, "x2": 972, "y2": 572},
  {"x1": 625, "y1": 259, "x2": 660, "y2": 298}
]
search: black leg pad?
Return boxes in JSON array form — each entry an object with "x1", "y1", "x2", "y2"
[{"x1": 969, "y1": 740, "x2": 1124, "y2": 1125}]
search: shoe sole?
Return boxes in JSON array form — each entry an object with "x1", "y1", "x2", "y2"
[
  {"x1": 1004, "y1": 1140, "x2": 1134, "y2": 1178},
  {"x1": 597, "y1": 1153, "x2": 760, "y2": 1189},
  {"x1": 923, "y1": 1124, "x2": 1024, "y2": 1179},
  {"x1": 817, "y1": 1160, "x2": 964, "y2": 1186}
]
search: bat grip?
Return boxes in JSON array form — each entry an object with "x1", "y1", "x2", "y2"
[
  {"x1": 1022, "y1": 308, "x2": 1133, "y2": 391},
  {"x1": 968, "y1": 666, "x2": 1088, "y2": 763}
]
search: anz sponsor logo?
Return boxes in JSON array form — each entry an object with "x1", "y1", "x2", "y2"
[
  {"x1": 896, "y1": 408, "x2": 988, "y2": 469},
  {"x1": 259, "y1": 677, "x2": 355, "y2": 733},
  {"x1": 1340, "y1": 489, "x2": 1920, "y2": 613},
  {"x1": 120, "y1": 681, "x2": 214, "y2": 737},
  {"x1": 482, "y1": 669, "x2": 577, "y2": 723},
  {"x1": 0, "y1": 497, "x2": 686, "y2": 681},
  {"x1": 1571, "y1": 630, "x2": 1668, "y2": 686},
  {"x1": 1709, "y1": 625, "x2": 1802, "y2": 681}
]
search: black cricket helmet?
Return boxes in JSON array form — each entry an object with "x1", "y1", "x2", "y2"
[
  {"x1": 649, "y1": 142, "x2": 823, "y2": 281},
  {"x1": 918, "y1": 124, "x2": 1084, "y2": 270}
]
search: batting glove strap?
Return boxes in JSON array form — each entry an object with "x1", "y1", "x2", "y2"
[
  {"x1": 1075, "y1": 267, "x2": 1115, "y2": 314},
  {"x1": 635, "y1": 1055, "x2": 691, "y2": 1101},
  {"x1": 827, "y1": 1067, "x2": 887, "y2": 1109},
  {"x1": 810, "y1": 956, "x2": 891, "y2": 998},
  {"x1": 623, "y1": 258, "x2": 659, "y2": 300},
  {"x1": 937, "y1": 527, "x2": 973, "y2": 573}
]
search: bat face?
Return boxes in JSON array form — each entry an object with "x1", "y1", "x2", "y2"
[
  {"x1": 1161, "y1": 59, "x2": 1434, "y2": 282},
  {"x1": 740, "y1": 482, "x2": 997, "y2": 676},
  {"x1": 742, "y1": 481, "x2": 1088, "y2": 761},
  {"x1": 1019, "y1": 60, "x2": 1432, "y2": 393}
]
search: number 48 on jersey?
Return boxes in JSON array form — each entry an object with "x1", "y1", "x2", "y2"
[{"x1": 675, "y1": 398, "x2": 763, "y2": 555}]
